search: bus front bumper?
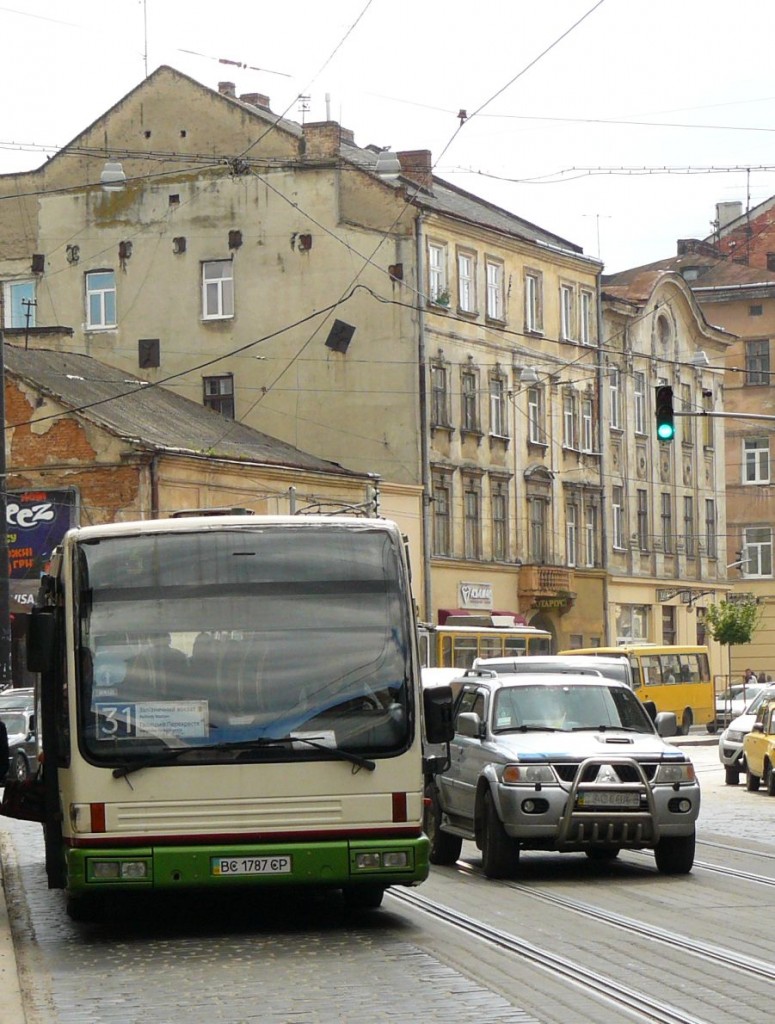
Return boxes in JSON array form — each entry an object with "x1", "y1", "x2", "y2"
[{"x1": 65, "y1": 836, "x2": 430, "y2": 893}]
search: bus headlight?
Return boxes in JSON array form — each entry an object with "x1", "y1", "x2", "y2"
[
  {"x1": 90, "y1": 860, "x2": 149, "y2": 880},
  {"x1": 654, "y1": 763, "x2": 695, "y2": 784}
]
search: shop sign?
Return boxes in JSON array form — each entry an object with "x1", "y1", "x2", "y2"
[
  {"x1": 459, "y1": 581, "x2": 493, "y2": 610},
  {"x1": 6, "y1": 488, "x2": 78, "y2": 581}
]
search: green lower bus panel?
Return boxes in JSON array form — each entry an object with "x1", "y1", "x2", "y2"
[{"x1": 67, "y1": 837, "x2": 429, "y2": 893}]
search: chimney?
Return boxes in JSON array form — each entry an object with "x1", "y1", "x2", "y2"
[
  {"x1": 218, "y1": 81, "x2": 236, "y2": 98},
  {"x1": 340, "y1": 127, "x2": 355, "y2": 145},
  {"x1": 676, "y1": 239, "x2": 718, "y2": 258},
  {"x1": 716, "y1": 201, "x2": 743, "y2": 230},
  {"x1": 396, "y1": 150, "x2": 433, "y2": 191},
  {"x1": 240, "y1": 92, "x2": 271, "y2": 111},
  {"x1": 301, "y1": 121, "x2": 342, "y2": 159}
]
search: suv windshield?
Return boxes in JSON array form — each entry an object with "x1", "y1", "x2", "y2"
[{"x1": 492, "y1": 683, "x2": 653, "y2": 733}]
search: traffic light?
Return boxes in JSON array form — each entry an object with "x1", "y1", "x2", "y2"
[{"x1": 655, "y1": 385, "x2": 675, "y2": 441}]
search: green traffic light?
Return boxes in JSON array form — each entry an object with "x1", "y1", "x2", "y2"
[{"x1": 657, "y1": 422, "x2": 675, "y2": 441}]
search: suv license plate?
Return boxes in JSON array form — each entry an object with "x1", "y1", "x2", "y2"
[
  {"x1": 577, "y1": 791, "x2": 640, "y2": 809},
  {"x1": 211, "y1": 856, "x2": 292, "y2": 877}
]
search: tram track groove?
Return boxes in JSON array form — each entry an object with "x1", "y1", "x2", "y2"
[{"x1": 389, "y1": 887, "x2": 713, "y2": 1024}]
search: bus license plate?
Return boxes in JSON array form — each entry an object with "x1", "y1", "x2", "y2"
[
  {"x1": 578, "y1": 791, "x2": 640, "y2": 809},
  {"x1": 211, "y1": 856, "x2": 292, "y2": 877}
]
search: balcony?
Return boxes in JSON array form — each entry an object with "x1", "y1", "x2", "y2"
[{"x1": 518, "y1": 565, "x2": 574, "y2": 599}]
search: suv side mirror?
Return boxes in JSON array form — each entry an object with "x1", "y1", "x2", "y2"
[{"x1": 456, "y1": 711, "x2": 483, "y2": 738}]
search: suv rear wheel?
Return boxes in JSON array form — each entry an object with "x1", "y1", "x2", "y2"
[
  {"x1": 654, "y1": 832, "x2": 695, "y2": 875},
  {"x1": 724, "y1": 766, "x2": 740, "y2": 786},
  {"x1": 480, "y1": 790, "x2": 519, "y2": 879},
  {"x1": 424, "y1": 784, "x2": 462, "y2": 866}
]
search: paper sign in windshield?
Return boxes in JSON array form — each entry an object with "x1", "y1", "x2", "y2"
[{"x1": 94, "y1": 700, "x2": 209, "y2": 740}]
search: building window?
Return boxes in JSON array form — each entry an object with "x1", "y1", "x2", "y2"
[
  {"x1": 662, "y1": 606, "x2": 676, "y2": 646},
  {"x1": 86, "y1": 270, "x2": 116, "y2": 329},
  {"x1": 203, "y1": 374, "x2": 235, "y2": 418},
  {"x1": 579, "y1": 290, "x2": 594, "y2": 346},
  {"x1": 609, "y1": 367, "x2": 621, "y2": 429},
  {"x1": 524, "y1": 271, "x2": 543, "y2": 333},
  {"x1": 528, "y1": 497, "x2": 546, "y2": 563},
  {"x1": 563, "y1": 390, "x2": 577, "y2": 449},
  {"x1": 584, "y1": 504, "x2": 598, "y2": 567},
  {"x1": 750, "y1": 303, "x2": 764, "y2": 316},
  {"x1": 681, "y1": 383, "x2": 692, "y2": 444},
  {"x1": 744, "y1": 526, "x2": 773, "y2": 577},
  {"x1": 744, "y1": 436, "x2": 770, "y2": 484},
  {"x1": 457, "y1": 252, "x2": 475, "y2": 312},
  {"x1": 745, "y1": 339, "x2": 770, "y2": 385},
  {"x1": 633, "y1": 372, "x2": 646, "y2": 434},
  {"x1": 463, "y1": 477, "x2": 482, "y2": 560},
  {"x1": 617, "y1": 605, "x2": 648, "y2": 642},
  {"x1": 202, "y1": 260, "x2": 234, "y2": 319},
  {"x1": 432, "y1": 473, "x2": 451, "y2": 556},
  {"x1": 636, "y1": 489, "x2": 648, "y2": 551},
  {"x1": 485, "y1": 259, "x2": 504, "y2": 320},
  {"x1": 612, "y1": 486, "x2": 624, "y2": 549},
  {"x1": 3, "y1": 280, "x2": 36, "y2": 328},
  {"x1": 430, "y1": 362, "x2": 450, "y2": 427},
  {"x1": 461, "y1": 367, "x2": 479, "y2": 433},
  {"x1": 705, "y1": 499, "x2": 717, "y2": 559},
  {"x1": 560, "y1": 284, "x2": 574, "y2": 341},
  {"x1": 684, "y1": 496, "x2": 695, "y2": 558},
  {"x1": 581, "y1": 397, "x2": 594, "y2": 452},
  {"x1": 661, "y1": 492, "x2": 673, "y2": 554},
  {"x1": 566, "y1": 502, "x2": 578, "y2": 567},
  {"x1": 489, "y1": 375, "x2": 507, "y2": 437},
  {"x1": 527, "y1": 386, "x2": 545, "y2": 444},
  {"x1": 428, "y1": 243, "x2": 447, "y2": 304},
  {"x1": 491, "y1": 481, "x2": 508, "y2": 561}
]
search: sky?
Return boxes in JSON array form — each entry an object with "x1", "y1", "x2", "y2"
[{"x1": 3, "y1": 0, "x2": 775, "y2": 273}]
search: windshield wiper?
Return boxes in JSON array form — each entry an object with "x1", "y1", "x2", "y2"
[{"x1": 112, "y1": 734, "x2": 375, "y2": 779}]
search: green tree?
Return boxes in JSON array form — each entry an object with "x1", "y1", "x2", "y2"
[{"x1": 704, "y1": 598, "x2": 761, "y2": 647}]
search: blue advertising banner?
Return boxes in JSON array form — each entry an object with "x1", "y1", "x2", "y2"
[{"x1": 6, "y1": 488, "x2": 78, "y2": 581}]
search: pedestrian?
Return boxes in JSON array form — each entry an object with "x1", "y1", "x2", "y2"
[{"x1": 743, "y1": 668, "x2": 755, "y2": 685}]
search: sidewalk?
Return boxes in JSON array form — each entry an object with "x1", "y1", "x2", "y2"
[{"x1": 0, "y1": 828, "x2": 25, "y2": 1023}]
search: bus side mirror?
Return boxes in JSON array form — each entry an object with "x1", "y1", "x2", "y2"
[
  {"x1": 424, "y1": 684, "x2": 454, "y2": 744},
  {"x1": 26, "y1": 607, "x2": 56, "y2": 674}
]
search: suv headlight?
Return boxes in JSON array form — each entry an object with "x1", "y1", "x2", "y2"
[
  {"x1": 502, "y1": 763, "x2": 556, "y2": 785},
  {"x1": 726, "y1": 730, "x2": 744, "y2": 743},
  {"x1": 654, "y1": 762, "x2": 696, "y2": 784}
]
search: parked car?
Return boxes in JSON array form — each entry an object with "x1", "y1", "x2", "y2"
[
  {"x1": 424, "y1": 670, "x2": 699, "y2": 878},
  {"x1": 0, "y1": 702, "x2": 37, "y2": 782},
  {"x1": 709, "y1": 682, "x2": 766, "y2": 734},
  {"x1": 718, "y1": 686, "x2": 775, "y2": 785},
  {"x1": 743, "y1": 698, "x2": 775, "y2": 795}
]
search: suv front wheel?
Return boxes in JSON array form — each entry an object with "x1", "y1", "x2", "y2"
[
  {"x1": 654, "y1": 832, "x2": 695, "y2": 874},
  {"x1": 480, "y1": 790, "x2": 520, "y2": 879}
]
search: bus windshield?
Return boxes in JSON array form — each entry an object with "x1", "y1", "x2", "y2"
[{"x1": 75, "y1": 524, "x2": 412, "y2": 765}]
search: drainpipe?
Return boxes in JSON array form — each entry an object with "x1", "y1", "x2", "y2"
[
  {"x1": 150, "y1": 453, "x2": 160, "y2": 518},
  {"x1": 596, "y1": 274, "x2": 610, "y2": 642},
  {"x1": 415, "y1": 213, "x2": 433, "y2": 622}
]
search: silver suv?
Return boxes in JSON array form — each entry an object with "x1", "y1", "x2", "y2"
[{"x1": 425, "y1": 670, "x2": 700, "y2": 878}]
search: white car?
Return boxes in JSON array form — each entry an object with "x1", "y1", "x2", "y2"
[
  {"x1": 718, "y1": 686, "x2": 775, "y2": 784},
  {"x1": 710, "y1": 683, "x2": 767, "y2": 734}
]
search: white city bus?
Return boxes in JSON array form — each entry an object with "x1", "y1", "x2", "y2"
[{"x1": 11, "y1": 514, "x2": 453, "y2": 919}]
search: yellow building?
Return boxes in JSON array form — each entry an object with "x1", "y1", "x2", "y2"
[{"x1": 600, "y1": 268, "x2": 733, "y2": 683}]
